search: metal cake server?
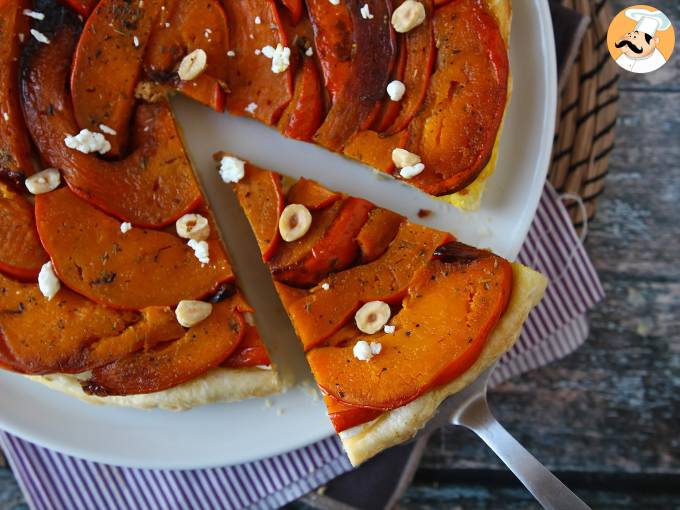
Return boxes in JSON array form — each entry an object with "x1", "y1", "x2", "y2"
[{"x1": 421, "y1": 365, "x2": 592, "y2": 510}]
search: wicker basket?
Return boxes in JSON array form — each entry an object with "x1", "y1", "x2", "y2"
[{"x1": 548, "y1": 0, "x2": 619, "y2": 230}]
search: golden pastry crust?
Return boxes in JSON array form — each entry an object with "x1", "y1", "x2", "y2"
[
  {"x1": 338, "y1": 262, "x2": 546, "y2": 465},
  {"x1": 440, "y1": 0, "x2": 512, "y2": 210},
  {"x1": 27, "y1": 367, "x2": 281, "y2": 411}
]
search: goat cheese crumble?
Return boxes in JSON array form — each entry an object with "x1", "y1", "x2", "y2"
[
  {"x1": 219, "y1": 155, "x2": 246, "y2": 183},
  {"x1": 187, "y1": 239, "x2": 210, "y2": 265},
  {"x1": 64, "y1": 129, "x2": 111, "y2": 155},
  {"x1": 261, "y1": 44, "x2": 291, "y2": 73},
  {"x1": 38, "y1": 262, "x2": 61, "y2": 300}
]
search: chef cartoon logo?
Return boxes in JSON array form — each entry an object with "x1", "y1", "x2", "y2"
[{"x1": 607, "y1": 5, "x2": 674, "y2": 74}]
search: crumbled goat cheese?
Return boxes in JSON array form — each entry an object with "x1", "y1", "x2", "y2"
[
  {"x1": 360, "y1": 3, "x2": 374, "y2": 19},
  {"x1": 120, "y1": 222, "x2": 132, "y2": 234},
  {"x1": 305, "y1": 47, "x2": 314, "y2": 57},
  {"x1": 30, "y1": 29, "x2": 50, "y2": 44},
  {"x1": 254, "y1": 16, "x2": 261, "y2": 24},
  {"x1": 2, "y1": 112, "x2": 8, "y2": 121},
  {"x1": 255, "y1": 48, "x2": 261, "y2": 55},
  {"x1": 386, "y1": 80, "x2": 406, "y2": 101},
  {"x1": 22, "y1": 9, "x2": 45, "y2": 20},
  {"x1": 321, "y1": 283, "x2": 330, "y2": 290},
  {"x1": 98, "y1": 124, "x2": 117, "y2": 135},
  {"x1": 187, "y1": 239, "x2": 210, "y2": 265},
  {"x1": 244, "y1": 102, "x2": 258, "y2": 114},
  {"x1": 227, "y1": 50, "x2": 236, "y2": 57},
  {"x1": 329, "y1": 0, "x2": 340, "y2": 5},
  {"x1": 353, "y1": 340, "x2": 382, "y2": 361},
  {"x1": 64, "y1": 129, "x2": 111, "y2": 154},
  {"x1": 261, "y1": 44, "x2": 291, "y2": 73},
  {"x1": 133, "y1": 35, "x2": 140, "y2": 47},
  {"x1": 384, "y1": 324, "x2": 396, "y2": 334},
  {"x1": 399, "y1": 163, "x2": 425, "y2": 179},
  {"x1": 38, "y1": 262, "x2": 60, "y2": 300},
  {"x1": 219, "y1": 155, "x2": 246, "y2": 183}
]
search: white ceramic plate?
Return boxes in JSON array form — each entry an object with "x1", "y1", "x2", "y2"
[{"x1": 0, "y1": 0, "x2": 556, "y2": 469}]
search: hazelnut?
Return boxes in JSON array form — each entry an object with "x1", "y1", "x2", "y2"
[
  {"x1": 391, "y1": 148, "x2": 421, "y2": 168},
  {"x1": 355, "y1": 301, "x2": 391, "y2": 334},
  {"x1": 391, "y1": 0, "x2": 426, "y2": 33},
  {"x1": 175, "y1": 300, "x2": 213, "y2": 328},
  {"x1": 25, "y1": 168, "x2": 61, "y2": 195},
  {"x1": 279, "y1": 204, "x2": 312, "y2": 242},
  {"x1": 178, "y1": 49, "x2": 207, "y2": 81},
  {"x1": 176, "y1": 213, "x2": 210, "y2": 241}
]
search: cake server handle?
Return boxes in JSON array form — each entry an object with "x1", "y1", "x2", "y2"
[{"x1": 451, "y1": 394, "x2": 591, "y2": 510}]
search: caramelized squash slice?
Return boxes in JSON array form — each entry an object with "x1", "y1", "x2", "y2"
[
  {"x1": 0, "y1": 183, "x2": 48, "y2": 281},
  {"x1": 313, "y1": 0, "x2": 397, "y2": 150},
  {"x1": 35, "y1": 188, "x2": 233, "y2": 310},
  {"x1": 405, "y1": 0, "x2": 509, "y2": 195},
  {"x1": 223, "y1": 0, "x2": 293, "y2": 124},
  {"x1": 278, "y1": 58, "x2": 324, "y2": 141},
  {"x1": 21, "y1": 11, "x2": 202, "y2": 227},
  {"x1": 285, "y1": 177, "x2": 340, "y2": 210},
  {"x1": 71, "y1": 0, "x2": 163, "y2": 156},
  {"x1": 0, "y1": 0, "x2": 33, "y2": 186},
  {"x1": 307, "y1": 247, "x2": 513, "y2": 410},
  {"x1": 279, "y1": 223, "x2": 451, "y2": 350},
  {"x1": 231, "y1": 162, "x2": 285, "y2": 262},
  {"x1": 0, "y1": 273, "x2": 184, "y2": 374},
  {"x1": 83, "y1": 296, "x2": 247, "y2": 396},
  {"x1": 143, "y1": 0, "x2": 229, "y2": 110}
]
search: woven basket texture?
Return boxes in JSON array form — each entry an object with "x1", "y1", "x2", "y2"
[{"x1": 548, "y1": 0, "x2": 619, "y2": 229}]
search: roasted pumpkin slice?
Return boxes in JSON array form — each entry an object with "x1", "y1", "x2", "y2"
[
  {"x1": 313, "y1": 0, "x2": 397, "y2": 150},
  {"x1": 308, "y1": 246, "x2": 513, "y2": 410},
  {"x1": 83, "y1": 296, "x2": 247, "y2": 396},
  {"x1": 278, "y1": 57, "x2": 324, "y2": 141},
  {"x1": 35, "y1": 188, "x2": 233, "y2": 310},
  {"x1": 325, "y1": 394, "x2": 382, "y2": 432},
  {"x1": 71, "y1": 0, "x2": 164, "y2": 156},
  {"x1": 143, "y1": 0, "x2": 229, "y2": 110},
  {"x1": 305, "y1": 0, "x2": 353, "y2": 101},
  {"x1": 278, "y1": 222, "x2": 450, "y2": 350},
  {"x1": 270, "y1": 197, "x2": 373, "y2": 287},
  {"x1": 0, "y1": 272, "x2": 184, "y2": 374},
  {"x1": 382, "y1": 0, "x2": 434, "y2": 135},
  {"x1": 343, "y1": 129, "x2": 408, "y2": 173},
  {"x1": 222, "y1": 324, "x2": 272, "y2": 368},
  {"x1": 285, "y1": 177, "x2": 340, "y2": 211},
  {"x1": 21, "y1": 9, "x2": 203, "y2": 227},
  {"x1": 0, "y1": 0, "x2": 34, "y2": 186},
  {"x1": 355, "y1": 207, "x2": 405, "y2": 263},
  {"x1": 222, "y1": 0, "x2": 293, "y2": 124},
  {"x1": 230, "y1": 161, "x2": 284, "y2": 262},
  {"x1": 0, "y1": 183, "x2": 48, "y2": 281},
  {"x1": 405, "y1": 0, "x2": 509, "y2": 195}
]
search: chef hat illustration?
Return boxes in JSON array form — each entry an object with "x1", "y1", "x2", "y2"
[{"x1": 625, "y1": 8, "x2": 672, "y2": 37}]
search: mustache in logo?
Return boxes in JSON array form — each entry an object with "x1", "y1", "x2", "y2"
[{"x1": 615, "y1": 39, "x2": 644, "y2": 54}]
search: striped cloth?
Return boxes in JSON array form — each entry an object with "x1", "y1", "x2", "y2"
[{"x1": 0, "y1": 182, "x2": 603, "y2": 510}]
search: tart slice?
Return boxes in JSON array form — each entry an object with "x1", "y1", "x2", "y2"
[
  {"x1": 0, "y1": 1, "x2": 281, "y2": 410},
  {"x1": 229, "y1": 158, "x2": 547, "y2": 465}
]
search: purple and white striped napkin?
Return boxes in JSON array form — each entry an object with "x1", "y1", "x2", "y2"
[{"x1": 0, "y1": 182, "x2": 603, "y2": 510}]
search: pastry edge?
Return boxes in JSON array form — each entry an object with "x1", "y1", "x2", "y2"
[
  {"x1": 338, "y1": 262, "x2": 547, "y2": 465},
  {"x1": 26, "y1": 366, "x2": 282, "y2": 411}
]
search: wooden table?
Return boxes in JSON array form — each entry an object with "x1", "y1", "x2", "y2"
[{"x1": 1, "y1": 1, "x2": 678, "y2": 508}]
